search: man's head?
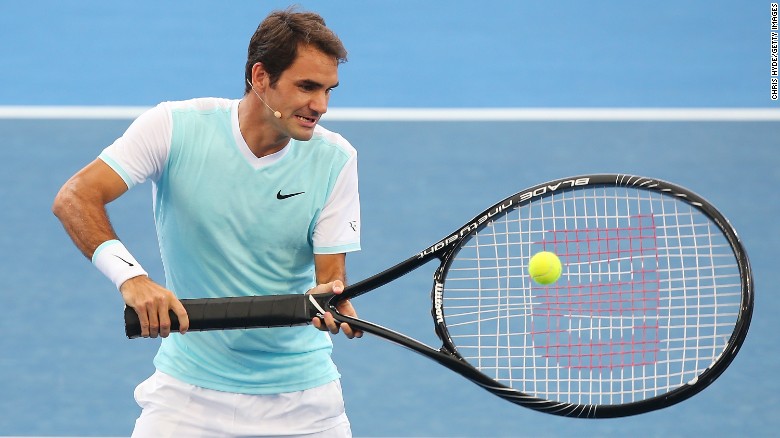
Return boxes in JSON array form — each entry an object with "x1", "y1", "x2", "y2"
[{"x1": 244, "y1": 8, "x2": 348, "y2": 93}]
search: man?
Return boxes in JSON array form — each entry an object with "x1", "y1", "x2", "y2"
[{"x1": 52, "y1": 8, "x2": 361, "y2": 437}]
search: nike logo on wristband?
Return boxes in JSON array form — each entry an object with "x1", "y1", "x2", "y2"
[
  {"x1": 277, "y1": 190, "x2": 305, "y2": 200},
  {"x1": 114, "y1": 255, "x2": 135, "y2": 266}
]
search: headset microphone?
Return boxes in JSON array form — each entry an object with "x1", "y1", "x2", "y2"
[{"x1": 246, "y1": 78, "x2": 282, "y2": 119}]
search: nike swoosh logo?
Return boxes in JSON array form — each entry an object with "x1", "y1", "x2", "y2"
[
  {"x1": 277, "y1": 190, "x2": 305, "y2": 200},
  {"x1": 114, "y1": 255, "x2": 135, "y2": 267}
]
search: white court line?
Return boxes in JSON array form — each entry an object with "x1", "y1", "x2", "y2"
[
  {"x1": 0, "y1": 106, "x2": 778, "y2": 121},
  {"x1": 0, "y1": 106, "x2": 149, "y2": 119},
  {"x1": 325, "y1": 108, "x2": 780, "y2": 121}
]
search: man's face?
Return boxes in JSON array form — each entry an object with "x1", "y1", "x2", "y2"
[{"x1": 265, "y1": 44, "x2": 340, "y2": 141}]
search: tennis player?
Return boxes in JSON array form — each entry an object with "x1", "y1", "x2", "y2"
[{"x1": 52, "y1": 8, "x2": 361, "y2": 437}]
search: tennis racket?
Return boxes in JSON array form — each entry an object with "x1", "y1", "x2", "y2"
[{"x1": 125, "y1": 174, "x2": 753, "y2": 418}]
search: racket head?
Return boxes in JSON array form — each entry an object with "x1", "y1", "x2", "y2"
[{"x1": 430, "y1": 174, "x2": 752, "y2": 417}]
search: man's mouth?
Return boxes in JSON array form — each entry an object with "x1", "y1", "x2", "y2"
[{"x1": 295, "y1": 114, "x2": 318, "y2": 124}]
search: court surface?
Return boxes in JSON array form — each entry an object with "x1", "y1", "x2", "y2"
[{"x1": 1, "y1": 1, "x2": 778, "y2": 437}]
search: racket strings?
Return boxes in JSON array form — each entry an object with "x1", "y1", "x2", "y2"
[{"x1": 441, "y1": 187, "x2": 743, "y2": 406}]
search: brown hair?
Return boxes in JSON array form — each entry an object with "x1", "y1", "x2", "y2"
[{"x1": 244, "y1": 8, "x2": 348, "y2": 93}]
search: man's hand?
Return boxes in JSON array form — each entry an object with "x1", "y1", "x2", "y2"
[
  {"x1": 309, "y1": 280, "x2": 363, "y2": 339},
  {"x1": 120, "y1": 276, "x2": 189, "y2": 338}
]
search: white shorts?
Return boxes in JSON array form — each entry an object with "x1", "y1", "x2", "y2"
[{"x1": 131, "y1": 371, "x2": 351, "y2": 438}]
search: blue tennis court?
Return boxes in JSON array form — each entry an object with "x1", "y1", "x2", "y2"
[{"x1": 1, "y1": 1, "x2": 778, "y2": 437}]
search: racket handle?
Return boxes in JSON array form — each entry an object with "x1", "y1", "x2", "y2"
[{"x1": 124, "y1": 293, "x2": 331, "y2": 338}]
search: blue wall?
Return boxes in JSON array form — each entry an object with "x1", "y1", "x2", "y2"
[{"x1": 0, "y1": 0, "x2": 773, "y2": 107}]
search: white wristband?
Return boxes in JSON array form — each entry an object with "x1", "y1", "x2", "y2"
[{"x1": 92, "y1": 240, "x2": 148, "y2": 289}]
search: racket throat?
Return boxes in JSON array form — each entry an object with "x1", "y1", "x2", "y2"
[{"x1": 307, "y1": 294, "x2": 328, "y2": 317}]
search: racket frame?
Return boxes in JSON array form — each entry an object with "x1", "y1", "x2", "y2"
[{"x1": 334, "y1": 174, "x2": 753, "y2": 417}]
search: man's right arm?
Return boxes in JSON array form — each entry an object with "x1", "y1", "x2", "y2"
[{"x1": 52, "y1": 158, "x2": 189, "y2": 338}]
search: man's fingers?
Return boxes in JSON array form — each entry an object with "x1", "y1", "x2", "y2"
[
  {"x1": 121, "y1": 277, "x2": 184, "y2": 338},
  {"x1": 311, "y1": 312, "x2": 363, "y2": 339},
  {"x1": 307, "y1": 279, "x2": 345, "y2": 296},
  {"x1": 340, "y1": 322, "x2": 363, "y2": 339},
  {"x1": 158, "y1": 303, "x2": 172, "y2": 338},
  {"x1": 147, "y1": 304, "x2": 160, "y2": 338},
  {"x1": 132, "y1": 297, "x2": 182, "y2": 338},
  {"x1": 170, "y1": 299, "x2": 190, "y2": 334},
  {"x1": 339, "y1": 323, "x2": 353, "y2": 338},
  {"x1": 322, "y1": 312, "x2": 339, "y2": 334},
  {"x1": 308, "y1": 281, "x2": 361, "y2": 339},
  {"x1": 312, "y1": 312, "x2": 341, "y2": 334},
  {"x1": 135, "y1": 304, "x2": 151, "y2": 338}
]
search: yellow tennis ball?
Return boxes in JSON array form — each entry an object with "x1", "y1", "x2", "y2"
[{"x1": 528, "y1": 251, "x2": 562, "y2": 285}]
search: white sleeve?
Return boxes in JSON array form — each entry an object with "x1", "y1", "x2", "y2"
[
  {"x1": 313, "y1": 149, "x2": 361, "y2": 254},
  {"x1": 98, "y1": 103, "x2": 172, "y2": 188}
]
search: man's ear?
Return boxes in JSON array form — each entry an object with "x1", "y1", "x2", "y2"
[{"x1": 251, "y1": 62, "x2": 271, "y2": 90}]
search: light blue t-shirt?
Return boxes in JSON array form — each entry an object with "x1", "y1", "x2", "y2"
[{"x1": 100, "y1": 98, "x2": 361, "y2": 394}]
